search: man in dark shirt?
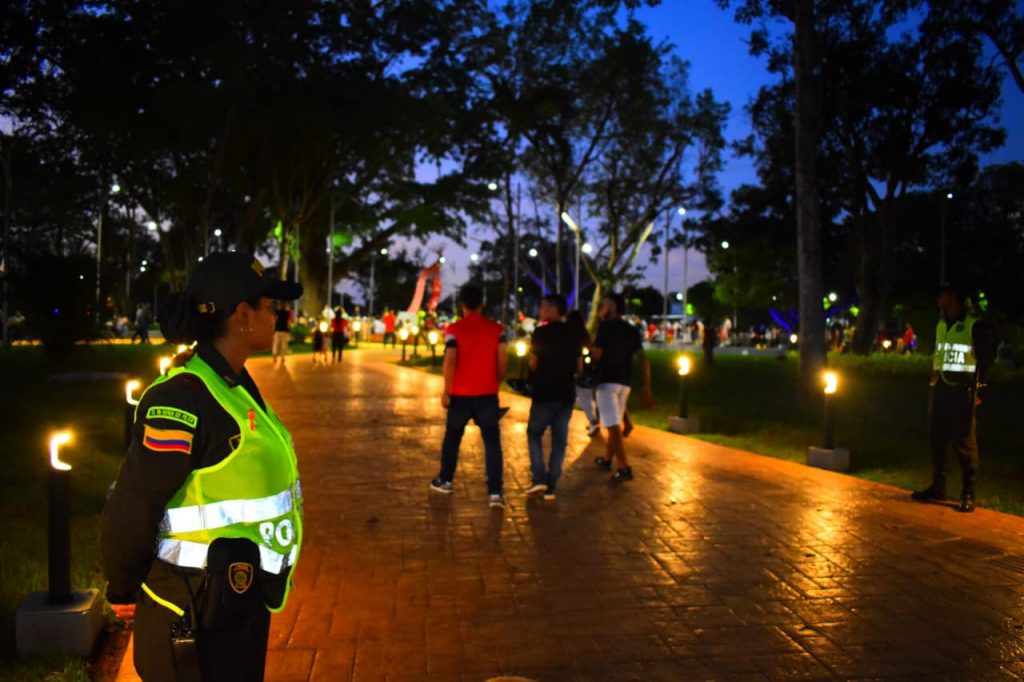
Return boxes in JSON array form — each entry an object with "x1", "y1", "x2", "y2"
[
  {"x1": 272, "y1": 304, "x2": 291, "y2": 365},
  {"x1": 592, "y1": 292, "x2": 654, "y2": 482},
  {"x1": 526, "y1": 294, "x2": 581, "y2": 500}
]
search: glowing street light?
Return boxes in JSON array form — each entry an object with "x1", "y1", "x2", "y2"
[
  {"x1": 379, "y1": 247, "x2": 388, "y2": 256},
  {"x1": 581, "y1": 242, "x2": 593, "y2": 255},
  {"x1": 678, "y1": 207, "x2": 687, "y2": 216},
  {"x1": 146, "y1": 221, "x2": 158, "y2": 232},
  {"x1": 515, "y1": 339, "x2": 529, "y2": 380},
  {"x1": 721, "y1": 240, "x2": 730, "y2": 250},
  {"x1": 487, "y1": 182, "x2": 499, "y2": 191},
  {"x1": 49, "y1": 431, "x2": 73, "y2": 472},
  {"x1": 125, "y1": 380, "x2": 141, "y2": 406},
  {"x1": 828, "y1": 292, "x2": 838, "y2": 302},
  {"x1": 427, "y1": 330, "x2": 440, "y2": 366},
  {"x1": 439, "y1": 256, "x2": 446, "y2": 264},
  {"x1": 399, "y1": 327, "x2": 410, "y2": 362},
  {"x1": 470, "y1": 253, "x2": 479, "y2": 263},
  {"x1": 882, "y1": 339, "x2": 892, "y2": 350},
  {"x1": 319, "y1": 321, "x2": 328, "y2": 333},
  {"x1": 110, "y1": 183, "x2": 121, "y2": 195},
  {"x1": 676, "y1": 355, "x2": 693, "y2": 420},
  {"x1": 822, "y1": 370, "x2": 839, "y2": 450},
  {"x1": 44, "y1": 430, "x2": 75, "y2": 606},
  {"x1": 528, "y1": 248, "x2": 538, "y2": 258},
  {"x1": 789, "y1": 333, "x2": 799, "y2": 345},
  {"x1": 158, "y1": 356, "x2": 172, "y2": 376}
]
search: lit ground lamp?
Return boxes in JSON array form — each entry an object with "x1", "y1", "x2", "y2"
[
  {"x1": 124, "y1": 379, "x2": 141, "y2": 451},
  {"x1": 807, "y1": 370, "x2": 849, "y2": 472},
  {"x1": 16, "y1": 431, "x2": 103, "y2": 657},
  {"x1": 158, "y1": 355, "x2": 172, "y2": 376},
  {"x1": 667, "y1": 355, "x2": 699, "y2": 434},
  {"x1": 428, "y1": 330, "x2": 440, "y2": 366},
  {"x1": 515, "y1": 339, "x2": 529, "y2": 380},
  {"x1": 789, "y1": 333, "x2": 799, "y2": 346},
  {"x1": 410, "y1": 325, "x2": 420, "y2": 358},
  {"x1": 352, "y1": 321, "x2": 362, "y2": 348},
  {"x1": 399, "y1": 328, "x2": 410, "y2": 363}
]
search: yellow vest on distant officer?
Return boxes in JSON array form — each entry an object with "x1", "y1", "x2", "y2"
[
  {"x1": 933, "y1": 316, "x2": 978, "y2": 385},
  {"x1": 141, "y1": 354, "x2": 303, "y2": 611}
]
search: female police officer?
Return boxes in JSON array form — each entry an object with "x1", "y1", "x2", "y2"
[{"x1": 102, "y1": 253, "x2": 304, "y2": 681}]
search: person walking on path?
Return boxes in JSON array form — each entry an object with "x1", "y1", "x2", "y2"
[
  {"x1": 330, "y1": 307, "x2": 347, "y2": 364},
  {"x1": 591, "y1": 292, "x2": 654, "y2": 482},
  {"x1": 132, "y1": 303, "x2": 151, "y2": 344},
  {"x1": 911, "y1": 284, "x2": 995, "y2": 513},
  {"x1": 526, "y1": 294, "x2": 582, "y2": 500},
  {"x1": 382, "y1": 308, "x2": 397, "y2": 348},
  {"x1": 566, "y1": 310, "x2": 600, "y2": 437},
  {"x1": 430, "y1": 283, "x2": 508, "y2": 508},
  {"x1": 102, "y1": 253, "x2": 304, "y2": 682},
  {"x1": 272, "y1": 304, "x2": 291, "y2": 365}
]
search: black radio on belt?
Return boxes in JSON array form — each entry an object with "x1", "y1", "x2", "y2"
[{"x1": 169, "y1": 618, "x2": 198, "y2": 665}]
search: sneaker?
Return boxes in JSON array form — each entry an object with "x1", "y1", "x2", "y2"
[
  {"x1": 587, "y1": 422, "x2": 601, "y2": 438},
  {"x1": 489, "y1": 494, "x2": 505, "y2": 509},
  {"x1": 543, "y1": 488, "x2": 557, "y2": 501},
  {"x1": 611, "y1": 466, "x2": 634, "y2": 482},
  {"x1": 430, "y1": 478, "x2": 454, "y2": 494},
  {"x1": 526, "y1": 482, "x2": 547, "y2": 495}
]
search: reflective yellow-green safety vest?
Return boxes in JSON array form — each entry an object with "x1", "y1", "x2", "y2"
[
  {"x1": 141, "y1": 354, "x2": 302, "y2": 612},
  {"x1": 933, "y1": 315, "x2": 978, "y2": 385}
]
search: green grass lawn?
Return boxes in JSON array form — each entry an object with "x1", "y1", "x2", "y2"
[
  {"x1": 0, "y1": 343, "x2": 168, "y2": 680},
  {"x1": 628, "y1": 350, "x2": 1024, "y2": 516}
]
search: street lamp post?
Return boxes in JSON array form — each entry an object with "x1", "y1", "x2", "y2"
[
  {"x1": 560, "y1": 212, "x2": 581, "y2": 309},
  {"x1": 939, "y1": 191, "x2": 953, "y2": 287},
  {"x1": 95, "y1": 182, "x2": 121, "y2": 312},
  {"x1": 399, "y1": 327, "x2": 409, "y2": 363}
]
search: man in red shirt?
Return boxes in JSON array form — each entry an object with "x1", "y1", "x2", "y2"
[
  {"x1": 431, "y1": 284, "x2": 508, "y2": 508},
  {"x1": 382, "y1": 308, "x2": 397, "y2": 348}
]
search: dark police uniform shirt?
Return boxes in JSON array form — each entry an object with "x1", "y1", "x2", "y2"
[{"x1": 102, "y1": 343, "x2": 281, "y2": 607}]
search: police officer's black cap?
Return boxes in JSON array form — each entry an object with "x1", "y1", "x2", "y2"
[
  {"x1": 188, "y1": 253, "x2": 302, "y2": 315},
  {"x1": 937, "y1": 282, "x2": 968, "y2": 301}
]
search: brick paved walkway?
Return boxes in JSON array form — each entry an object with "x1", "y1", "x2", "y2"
[{"x1": 120, "y1": 349, "x2": 1024, "y2": 681}]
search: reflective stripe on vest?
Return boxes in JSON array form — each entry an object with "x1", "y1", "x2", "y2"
[
  {"x1": 161, "y1": 486, "x2": 296, "y2": 534},
  {"x1": 157, "y1": 538, "x2": 297, "y2": 575}
]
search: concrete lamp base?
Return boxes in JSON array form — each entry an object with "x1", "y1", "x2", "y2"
[
  {"x1": 807, "y1": 447, "x2": 850, "y2": 473},
  {"x1": 16, "y1": 588, "x2": 103, "y2": 658},
  {"x1": 667, "y1": 416, "x2": 699, "y2": 434}
]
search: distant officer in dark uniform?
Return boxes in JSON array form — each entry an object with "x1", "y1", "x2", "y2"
[
  {"x1": 911, "y1": 284, "x2": 995, "y2": 513},
  {"x1": 102, "y1": 253, "x2": 304, "y2": 681}
]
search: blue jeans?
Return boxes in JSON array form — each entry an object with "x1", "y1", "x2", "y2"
[
  {"x1": 439, "y1": 394, "x2": 504, "y2": 494},
  {"x1": 527, "y1": 401, "x2": 574, "y2": 491}
]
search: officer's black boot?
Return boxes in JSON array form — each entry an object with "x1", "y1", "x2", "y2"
[{"x1": 911, "y1": 478, "x2": 947, "y2": 502}]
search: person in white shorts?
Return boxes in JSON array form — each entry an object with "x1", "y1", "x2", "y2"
[{"x1": 590, "y1": 293, "x2": 654, "y2": 482}]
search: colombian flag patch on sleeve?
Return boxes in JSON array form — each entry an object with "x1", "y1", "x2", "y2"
[{"x1": 143, "y1": 425, "x2": 194, "y2": 455}]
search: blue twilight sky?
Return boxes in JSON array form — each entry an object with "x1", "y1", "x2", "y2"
[{"x1": 359, "y1": 2, "x2": 1024, "y2": 306}]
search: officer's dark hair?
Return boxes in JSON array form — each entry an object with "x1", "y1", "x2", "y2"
[
  {"x1": 542, "y1": 293, "x2": 568, "y2": 316},
  {"x1": 158, "y1": 292, "x2": 263, "y2": 344},
  {"x1": 603, "y1": 292, "x2": 627, "y2": 316},
  {"x1": 459, "y1": 283, "x2": 484, "y2": 311}
]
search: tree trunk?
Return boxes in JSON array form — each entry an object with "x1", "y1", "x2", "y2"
[
  {"x1": 586, "y1": 280, "x2": 604, "y2": 334},
  {"x1": 793, "y1": 1, "x2": 826, "y2": 386},
  {"x1": 852, "y1": 209, "x2": 893, "y2": 355}
]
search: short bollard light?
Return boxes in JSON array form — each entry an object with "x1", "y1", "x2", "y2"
[
  {"x1": 428, "y1": 330, "x2": 440, "y2": 366},
  {"x1": 175, "y1": 344, "x2": 189, "y2": 355},
  {"x1": 411, "y1": 325, "x2": 420, "y2": 358},
  {"x1": 319, "y1": 321, "x2": 328, "y2": 334},
  {"x1": 676, "y1": 355, "x2": 692, "y2": 418},
  {"x1": 789, "y1": 333, "x2": 799, "y2": 346},
  {"x1": 399, "y1": 328, "x2": 410, "y2": 363},
  {"x1": 822, "y1": 370, "x2": 839, "y2": 449},
  {"x1": 16, "y1": 431, "x2": 103, "y2": 657},
  {"x1": 515, "y1": 340, "x2": 529, "y2": 380},
  {"x1": 158, "y1": 356, "x2": 172, "y2": 376},
  {"x1": 807, "y1": 370, "x2": 849, "y2": 472},
  {"x1": 124, "y1": 379, "x2": 141, "y2": 451},
  {"x1": 668, "y1": 356, "x2": 698, "y2": 434},
  {"x1": 352, "y1": 321, "x2": 361, "y2": 348}
]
